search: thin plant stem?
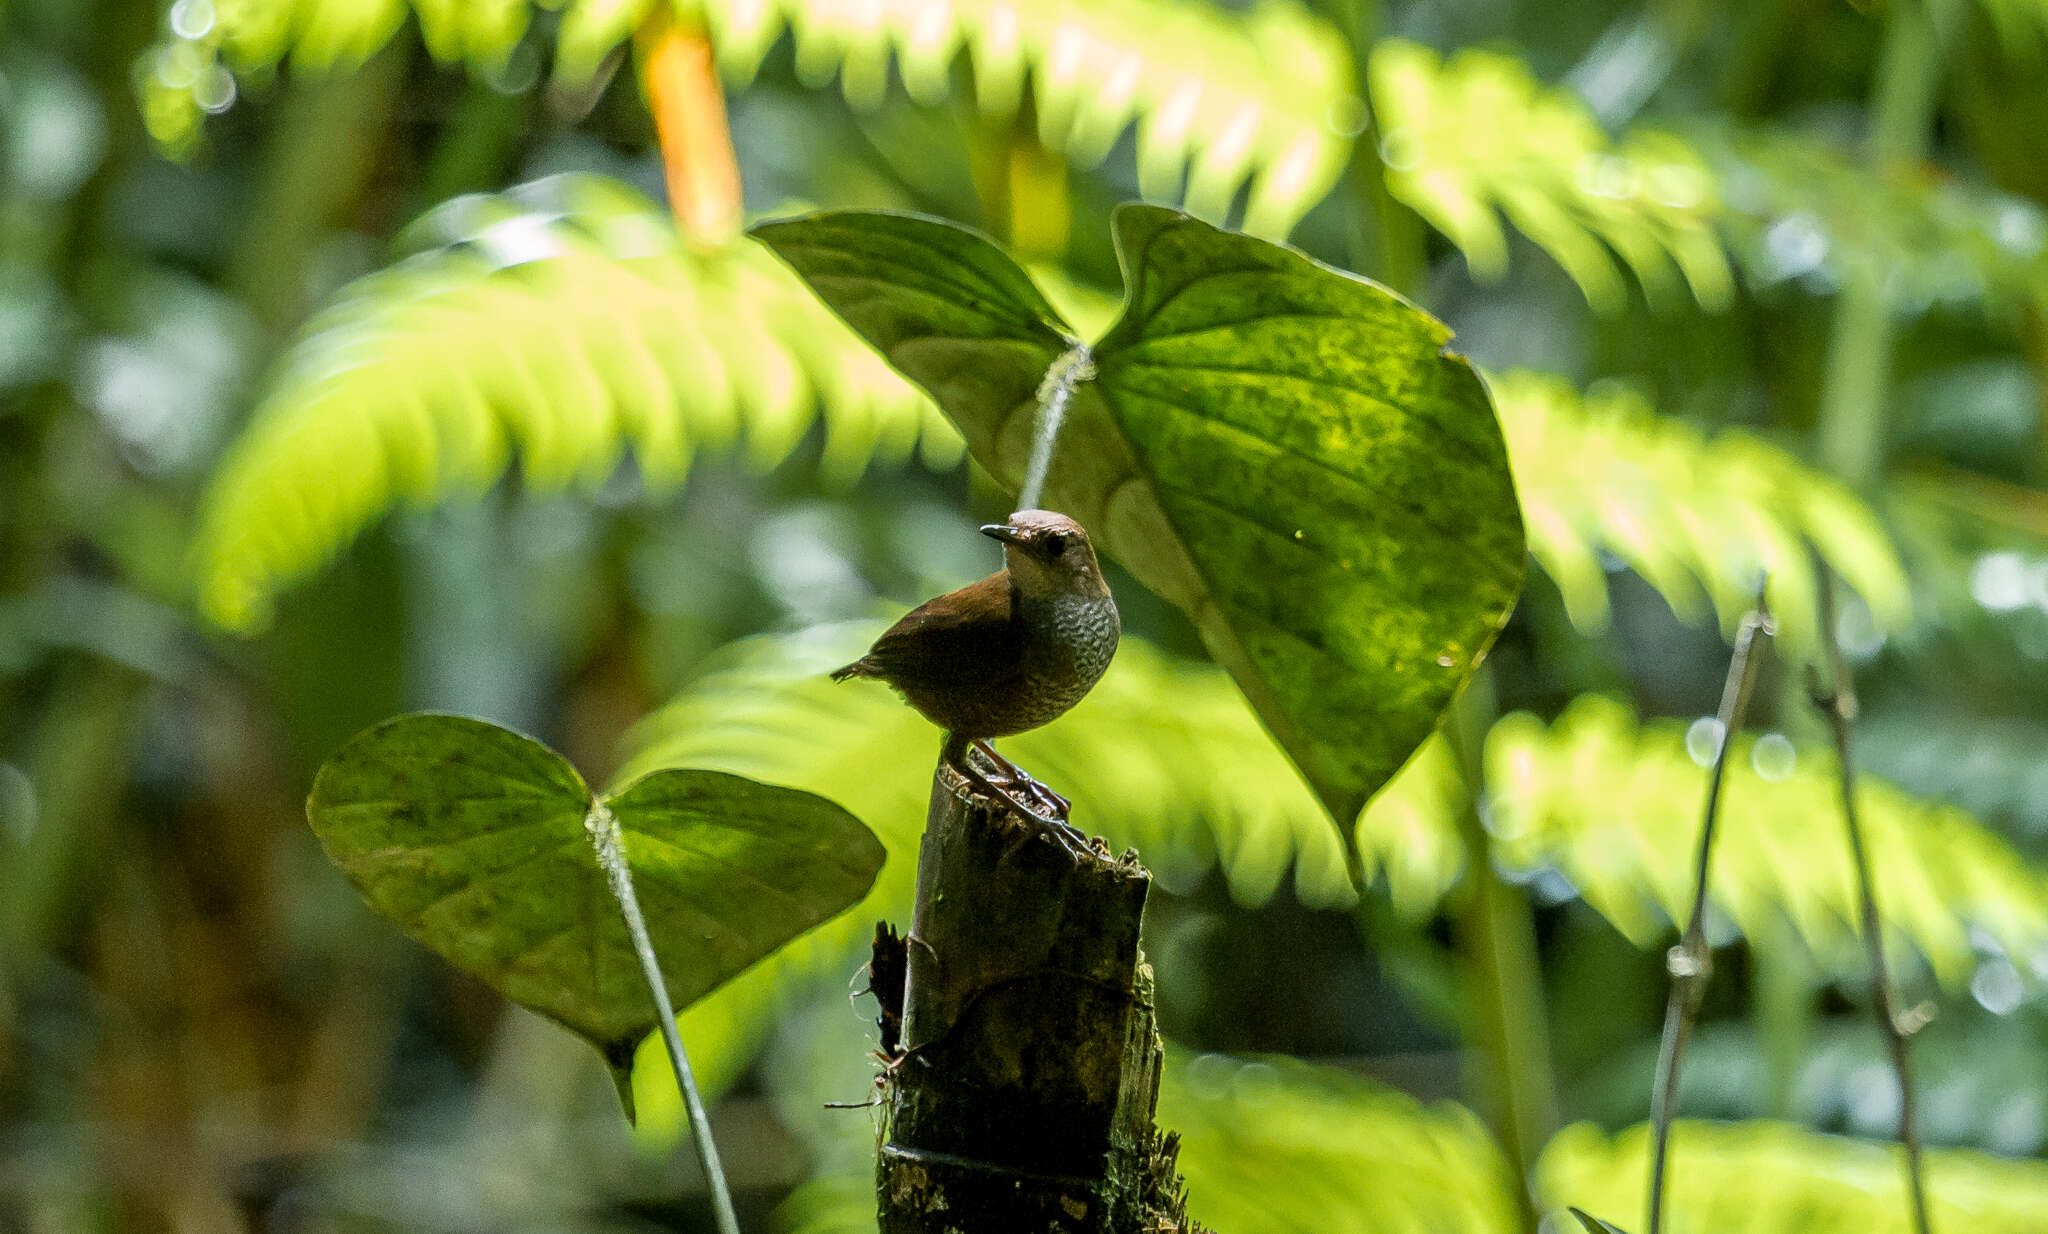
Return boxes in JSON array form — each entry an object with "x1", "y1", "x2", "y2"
[
  {"x1": 1444, "y1": 672, "x2": 1555, "y2": 1234},
  {"x1": 586, "y1": 802, "x2": 743, "y2": 1234},
  {"x1": 1326, "y1": 0, "x2": 1426, "y2": 296},
  {"x1": 1811, "y1": 565, "x2": 1934, "y2": 1234},
  {"x1": 1646, "y1": 592, "x2": 1774, "y2": 1234},
  {"x1": 605, "y1": 46, "x2": 751, "y2": 1228},
  {"x1": 1814, "y1": 0, "x2": 1950, "y2": 486}
]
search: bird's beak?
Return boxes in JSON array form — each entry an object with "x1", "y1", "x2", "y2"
[{"x1": 980, "y1": 522, "x2": 1027, "y2": 545}]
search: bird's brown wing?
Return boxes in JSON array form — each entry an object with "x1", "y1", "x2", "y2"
[{"x1": 841, "y1": 571, "x2": 1021, "y2": 687}]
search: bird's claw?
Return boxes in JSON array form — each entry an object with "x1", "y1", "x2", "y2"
[
  {"x1": 970, "y1": 741, "x2": 1070, "y2": 820},
  {"x1": 953, "y1": 746, "x2": 1091, "y2": 857},
  {"x1": 1005, "y1": 773, "x2": 1070, "y2": 821},
  {"x1": 1041, "y1": 818, "x2": 1096, "y2": 862}
]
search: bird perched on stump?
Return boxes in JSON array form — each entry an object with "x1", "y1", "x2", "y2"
[{"x1": 832, "y1": 510, "x2": 1119, "y2": 850}]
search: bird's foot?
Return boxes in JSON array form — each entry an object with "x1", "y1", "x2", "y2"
[
  {"x1": 953, "y1": 754, "x2": 1057, "y2": 825},
  {"x1": 1040, "y1": 817, "x2": 1097, "y2": 862},
  {"x1": 953, "y1": 746, "x2": 1093, "y2": 858},
  {"x1": 970, "y1": 741, "x2": 1071, "y2": 820}
]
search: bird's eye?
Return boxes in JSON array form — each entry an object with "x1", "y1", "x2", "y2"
[{"x1": 1043, "y1": 533, "x2": 1067, "y2": 558}]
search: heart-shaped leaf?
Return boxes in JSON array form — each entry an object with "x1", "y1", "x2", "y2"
[
  {"x1": 752, "y1": 206, "x2": 1525, "y2": 876},
  {"x1": 306, "y1": 714, "x2": 885, "y2": 1109}
]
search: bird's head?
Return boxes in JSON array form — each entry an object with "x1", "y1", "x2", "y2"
[{"x1": 981, "y1": 510, "x2": 1107, "y2": 600}]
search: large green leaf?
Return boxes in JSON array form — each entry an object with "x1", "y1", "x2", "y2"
[
  {"x1": 752, "y1": 206, "x2": 1525, "y2": 871},
  {"x1": 305, "y1": 713, "x2": 886, "y2": 1101}
]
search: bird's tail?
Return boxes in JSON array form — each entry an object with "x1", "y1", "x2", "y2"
[{"x1": 829, "y1": 657, "x2": 877, "y2": 683}]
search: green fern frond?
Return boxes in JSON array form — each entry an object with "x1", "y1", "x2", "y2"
[
  {"x1": 606, "y1": 624, "x2": 2045, "y2": 1132},
  {"x1": 1369, "y1": 40, "x2": 1734, "y2": 314},
  {"x1": 1161, "y1": 1051, "x2": 1521, "y2": 1234},
  {"x1": 771, "y1": 1045, "x2": 1523, "y2": 1234},
  {"x1": 606, "y1": 621, "x2": 1456, "y2": 1127},
  {"x1": 188, "y1": 176, "x2": 949, "y2": 632},
  {"x1": 140, "y1": 0, "x2": 1356, "y2": 238},
  {"x1": 1365, "y1": 42, "x2": 2048, "y2": 326},
  {"x1": 1539, "y1": 1118, "x2": 2048, "y2": 1234},
  {"x1": 1495, "y1": 369, "x2": 1915, "y2": 652},
  {"x1": 1488, "y1": 695, "x2": 2048, "y2": 989},
  {"x1": 612, "y1": 623, "x2": 1372, "y2": 910},
  {"x1": 711, "y1": 0, "x2": 1355, "y2": 237},
  {"x1": 1699, "y1": 126, "x2": 2048, "y2": 321}
]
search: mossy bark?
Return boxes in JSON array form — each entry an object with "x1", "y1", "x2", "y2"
[{"x1": 872, "y1": 762, "x2": 1194, "y2": 1233}]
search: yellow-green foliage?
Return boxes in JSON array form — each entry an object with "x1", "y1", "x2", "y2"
[
  {"x1": 1487, "y1": 696, "x2": 2048, "y2": 989},
  {"x1": 188, "y1": 177, "x2": 947, "y2": 632},
  {"x1": 614, "y1": 624, "x2": 1366, "y2": 910},
  {"x1": 141, "y1": 9, "x2": 2046, "y2": 319},
  {"x1": 608, "y1": 622, "x2": 1440, "y2": 1127},
  {"x1": 1163, "y1": 1051, "x2": 1521, "y2": 1234},
  {"x1": 1539, "y1": 1119, "x2": 2048, "y2": 1234},
  {"x1": 770, "y1": 1046, "x2": 1520, "y2": 1234},
  {"x1": 1975, "y1": 0, "x2": 2048, "y2": 59},
  {"x1": 190, "y1": 202, "x2": 1908, "y2": 650},
  {"x1": 1494, "y1": 369, "x2": 1914, "y2": 653},
  {"x1": 140, "y1": 0, "x2": 1354, "y2": 238},
  {"x1": 1369, "y1": 40, "x2": 1733, "y2": 314},
  {"x1": 604, "y1": 624, "x2": 2048, "y2": 1126},
  {"x1": 776, "y1": 1047, "x2": 2048, "y2": 1234},
  {"x1": 1700, "y1": 126, "x2": 2048, "y2": 321}
]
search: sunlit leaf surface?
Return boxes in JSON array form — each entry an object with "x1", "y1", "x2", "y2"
[
  {"x1": 609, "y1": 624, "x2": 2048, "y2": 1123},
  {"x1": 1496, "y1": 369, "x2": 1914, "y2": 652},
  {"x1": 1163, "y1": 1051, "x2": 1521, "y2": 1234},
  {"x1": 1370, "y1": 39, "x2": 1733, "y2": 314},
  {"x1": 770, "y1": 1036, "x2": 1524, "y2": 1234},
  {"x1": 1487, "y1": 697, "x2": 2048, "y2": 989},
  {"x1": 1539, "y1": 1119, "x2": 2048, "y2": 1234},
  {"x1": 189, "y1": 176, "x2": 946, "y2": 632},
  {"x1": 141, "y1": 0, "x2": 1354, "y2": 237}
]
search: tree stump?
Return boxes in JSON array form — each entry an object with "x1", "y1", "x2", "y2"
[{"x1": 872, "y1": 760, "x2": 1194, "y2": 1233}]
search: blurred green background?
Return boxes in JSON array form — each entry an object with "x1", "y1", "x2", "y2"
[{"x1": 5, "y1": 0, "x2": 2048, "y2": 1230}]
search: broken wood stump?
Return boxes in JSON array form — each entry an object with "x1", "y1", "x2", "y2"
[{"x1": 871, "y1": 759, "x2": 1198, "y2": 1233}]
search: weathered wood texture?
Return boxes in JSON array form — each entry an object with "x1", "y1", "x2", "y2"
[{"x1": 874, "y1": 762, "x2": 1186, "y2": 1233}]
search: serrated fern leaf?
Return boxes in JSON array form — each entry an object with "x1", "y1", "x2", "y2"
[
  {"x1": 1495, "y1": 369, "x2": 1914, "y2": 652},
  {"x1": 707, "y1": 0, "x2": 1355, "y2": 237},
  {"x1": 612, "y1": 623, "x2": 1378, "y2": 910},
  {"x1": 1700, "y1": 126, "x2": 2048, "y2": 321},
  {"x1": 1539, "y1": 1119, "x2": 2048, "y2": 1234},
  {"x1": 771, "y1": 1045, "x2": 1522, "y2": 1234},
  {"x1": 607, "y1": 623, "x2": 2043, "y2": 1128},
  {"x1": 1488, "y1": 696, "x2": 2048, "y2": 990},
  {"x1": 189, "y1": 176, "x2": 950, "y2": 632},
  {"x1": 140, "y1": 0, "x2": 1355, "y2": 238},
  {"x1": 1370, "y1": 40, "x2": 1734, "y2": 314},
  {"x1": 1162, "y1": 1051, "x2": 1520, "y2": 1234},
  {"x1": 606, "y1": 622, "x2": 1459, "y2": 1127}
]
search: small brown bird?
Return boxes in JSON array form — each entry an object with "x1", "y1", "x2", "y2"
[{"x1": 832, "y1": 510, "x2": 1120, "y2": 844}]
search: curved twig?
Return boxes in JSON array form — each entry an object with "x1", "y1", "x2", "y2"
[{"x1": 1646, "y1": 585, "x2": 1774, "y2": 1234}]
